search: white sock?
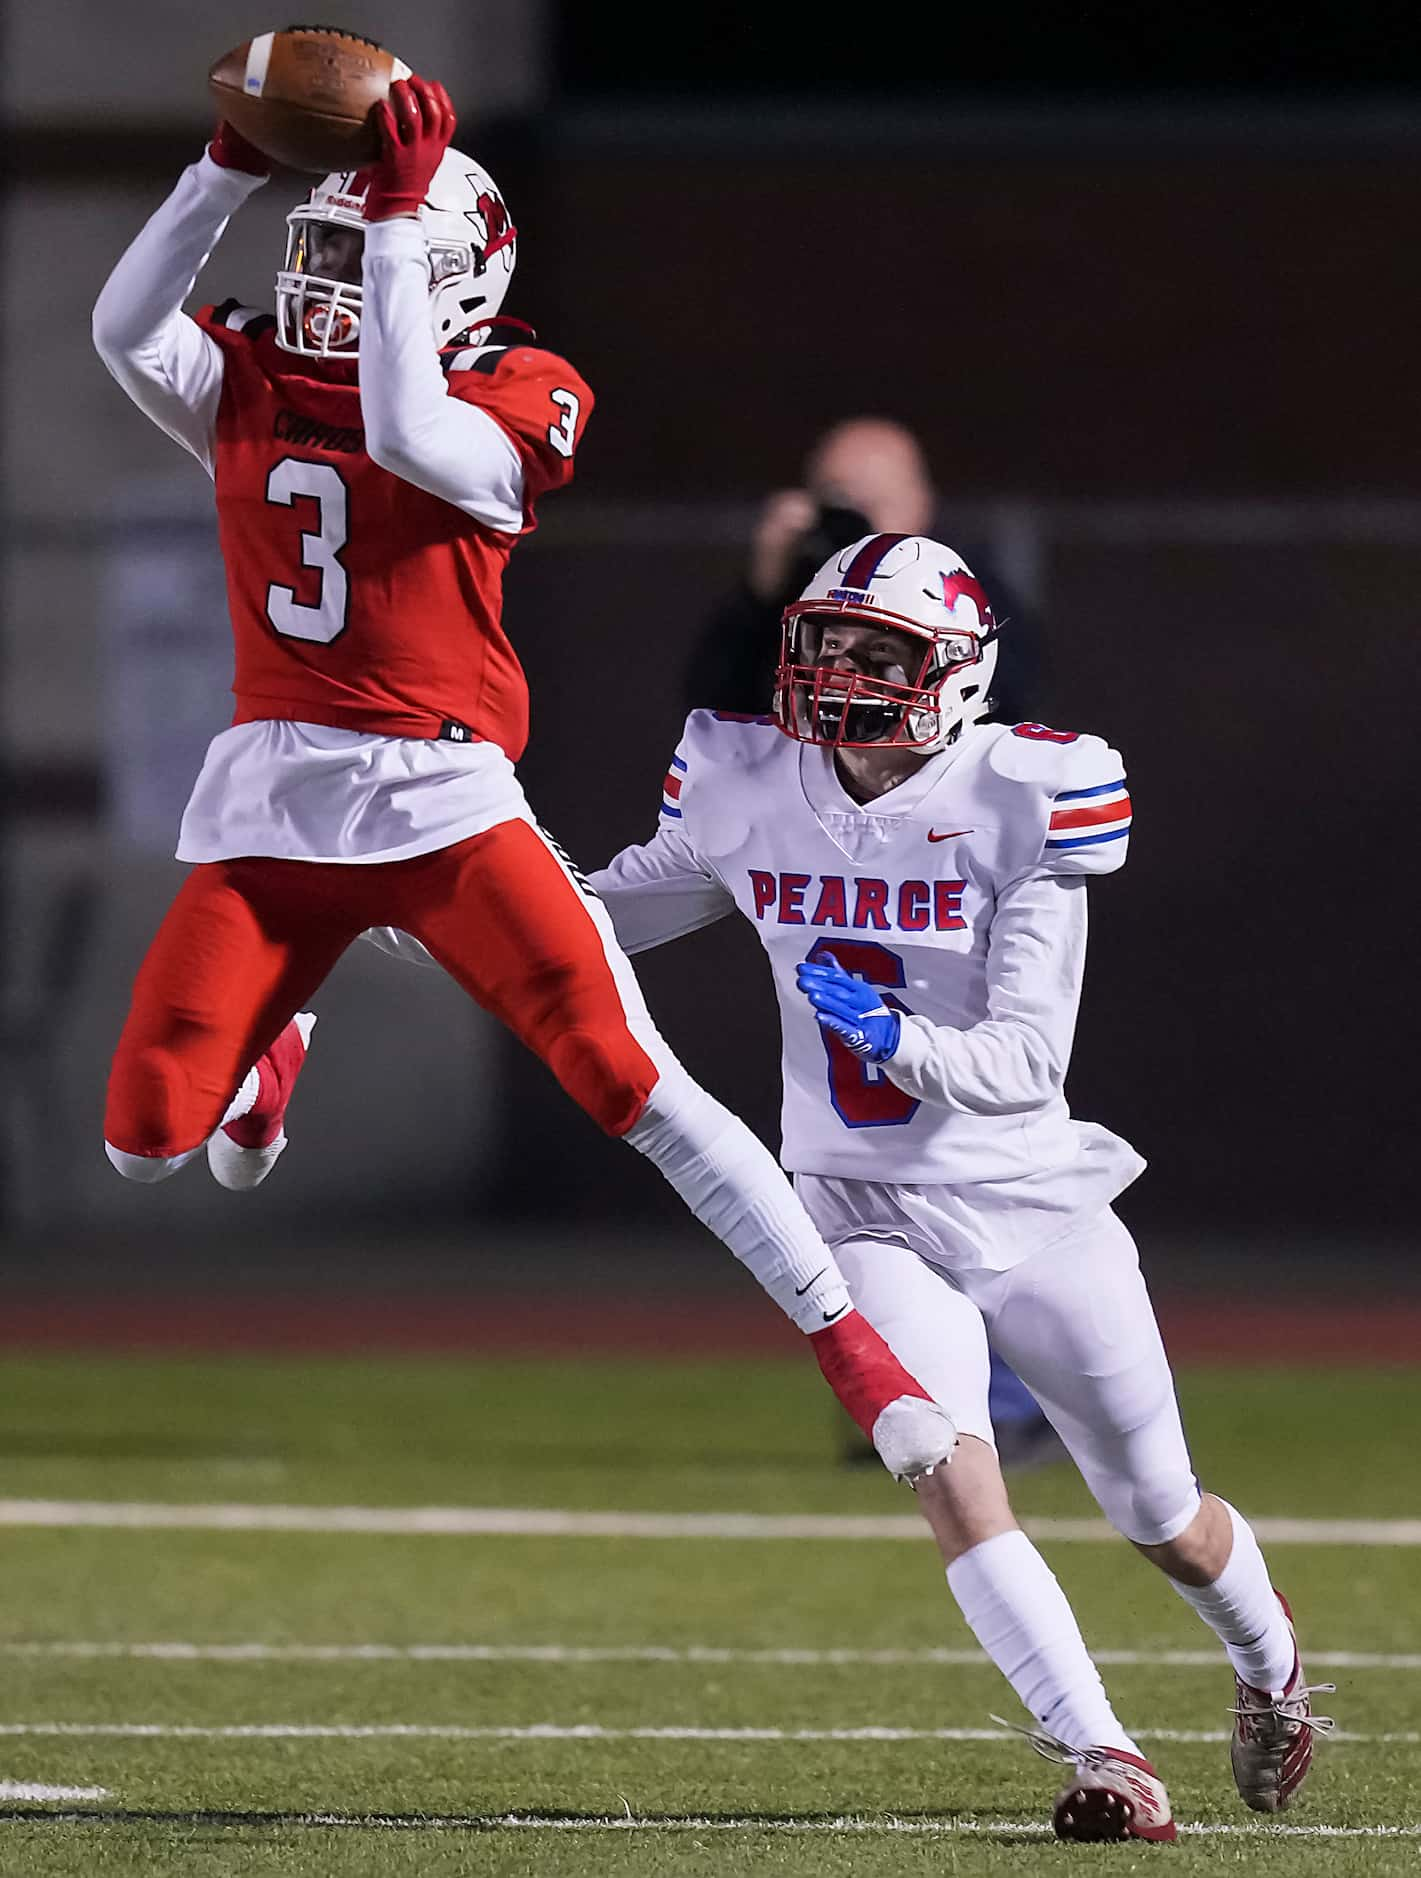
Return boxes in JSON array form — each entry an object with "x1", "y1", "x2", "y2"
[
  {"x1": 221, "y1": 1066, "x2": 261, "y2": 1128},
  {"x1": 947, "y1": 1530, "x2": 1140, "y2": 1756},
  {"x1": 625, "y1": 1062, "x2": 851, "y2": 1331},
  {"x1": 1166, "y1": 1500, "x2": 1296, "y2": 1693}
]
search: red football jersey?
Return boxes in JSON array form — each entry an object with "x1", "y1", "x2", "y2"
[{"x1": 196, "y1": 301, "x2": 593, "y2": 757}]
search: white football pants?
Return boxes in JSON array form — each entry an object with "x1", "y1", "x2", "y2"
[{"x1": 809, "y1": 1204, "x2": 1201, "y2": 1546}]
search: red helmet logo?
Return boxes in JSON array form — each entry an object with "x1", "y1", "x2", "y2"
[{"x1": 940, "y1": 570, "x2": 995, "y2": 634}]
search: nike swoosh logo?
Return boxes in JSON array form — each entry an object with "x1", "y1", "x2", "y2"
[
  {"x1": 795, "y1": 1266, "x2": 829, "y2": 1297},
  {"x1": 822, "y1": 1304, "x2": 851, "y2": 1324},
  {"x1": 927, "y1": 828, "x2": 972, "y2": 842}
]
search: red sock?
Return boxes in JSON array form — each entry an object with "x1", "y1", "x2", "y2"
[{"x1": 809, "y1": 1309, "x2": 932, "y2": 1439}]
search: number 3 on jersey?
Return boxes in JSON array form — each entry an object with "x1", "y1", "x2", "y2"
[
  {"x1": 806, "y1": 938, "x2": 920, "y2": 1129},
  {"x1": 265, "y1": 458, "x2": 350, "y2": 644},
  {"x1": 547, "y1": 388, "x2": 580, "y2": 459}
]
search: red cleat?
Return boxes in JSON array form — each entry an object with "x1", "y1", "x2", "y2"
[
  {"x1": 1053, "y1": 1747, "x2": 1177, "y2": 1843},
  {"x1": 207, "y1": 1012, "x2": 316, "y2": 1191},
  {"x1": 809, "y1": 1308, "x2": 957, "y2": 1481},
  {"x1": 1230, "y1": 1591, "x2": 1335, "y2": 1813},
  {"x1": 1003, "y1": 1717, "x2": 1176, "y2": 1843}
]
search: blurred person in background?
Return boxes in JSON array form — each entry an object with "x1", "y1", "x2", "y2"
[
  {"x1": 87, "y1": 77, "x2": 959, "y2": 1485},
  {"x1": 683, "y1": 417, "x2": 1042, "y2": 724},
  {"x1": 685, "y1": 417, "x2": 1060, "y2": 1472}
]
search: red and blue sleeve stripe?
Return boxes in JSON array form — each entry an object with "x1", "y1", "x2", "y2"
[
  {"x1": 660, "y1": 755, "x2": 687, "y2": 820},
  {"x1": 1045, "y1": 778, "x2": 1131, "y2": 849}
]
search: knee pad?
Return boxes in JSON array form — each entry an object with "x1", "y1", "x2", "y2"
[
  {"x1": 104, "y1": 1042, "x2": 194, "y2": 1158},
  {"x1": 1101, "y1": 1469, "x2": 1203, "y2": 1548},
  {"x1": 546, "y1": 1025, "x2": 658, "y2": 1137}
]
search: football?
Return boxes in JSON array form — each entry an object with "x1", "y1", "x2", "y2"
[{"x1": 207, "y1": 25, "x2": 410, "y2": 173}]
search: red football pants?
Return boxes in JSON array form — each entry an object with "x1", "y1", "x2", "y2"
[{"x1": 105, "y1": 821, "x2": 660, "y2": 1158}]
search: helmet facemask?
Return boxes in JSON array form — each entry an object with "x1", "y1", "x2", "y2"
[
  {"x1": 775, "y1": 605, "x2": 989, "y2": 750},
  {"x1": 276, "y1": 207, "x2": 366, "y2": 357}
]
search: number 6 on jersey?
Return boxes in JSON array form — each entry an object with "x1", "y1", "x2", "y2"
[{"x1": 807, "y1": 938, "x2": 920, "y2": 1130}]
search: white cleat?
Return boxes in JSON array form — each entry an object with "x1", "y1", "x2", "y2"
[
  {"x1": 1000, "y1": 1718, "x2": 1177, "y2": 1844},
  {"x1": 1230, "y1": 1591, "x2": 1335, "y2": 1813},
  {"x1": 207, "y1": 1128, "x2": 290, "y2": 1192},
  {"x1": 870, "y1": 1396, "x2": 958, "y2": 1484},
  {"x1": 207, "y1": 1012, "x2": 316, "y2": 1193},
  {"x1": 1053, "y1": 1748, "x2": 1177, "y2": 1843}
]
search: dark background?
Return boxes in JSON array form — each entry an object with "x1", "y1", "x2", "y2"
[
  {"x1": 481, "y1": 10, "x2": 1421, "y2": 1238},
  {"x1": 3, "y1": 1, "x2": 1417, "y2": 1254}
]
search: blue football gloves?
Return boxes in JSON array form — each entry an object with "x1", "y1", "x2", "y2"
[{"x1": 795, "y1": 958, "x2": 902, "y2": 1063}]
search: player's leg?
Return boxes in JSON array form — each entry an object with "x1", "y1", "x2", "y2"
[
  {"x1": 982, "y1": 1207, "x2": 1331, "y2": 1809},
  {"x1": 833, "y1": 1231, "x2": 1173, "y2": 1842},
  {"x1": 104, "y1": 860, "x2": 350, "y2": 1183},
  {"x1": 834, "y1": 1236, "x2": 1145, "y2": 1751},
  {"x1": 391, "y1": 820, "x2": 953, "y2": 1477}
]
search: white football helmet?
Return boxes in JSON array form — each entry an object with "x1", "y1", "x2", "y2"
[
  {"x1": 274, "y1": 148, "x2": 517, "y2": 359},
  {"x1": 774, "y1": 533, "x2": 1000, "y2": 751}
]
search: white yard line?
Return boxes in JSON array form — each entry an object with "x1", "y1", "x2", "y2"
[
  {"x1": 0, "y1": 1500, "x2": 1416, "y2": 1544},
  {"x1": 252, "y1": 1813, "x2": 1421, "y2": 1840},
  {"x1": 0, "y1": 1805, "x2": 1415, "y2": 1840},
  {"x1": 1, "y1": 1641, "x2": 1416, "y2": 1670},
  {"x1": 0, "y1": 1722, "x2": 1411, "y2": 1744},
  {"x1": 0, "y1": 1783, "x2": 108, "y2": 1802}
]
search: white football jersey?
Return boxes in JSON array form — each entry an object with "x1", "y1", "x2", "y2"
[{"x1": 591, "y1": 712, "x2": 1144, "y2": 1198}]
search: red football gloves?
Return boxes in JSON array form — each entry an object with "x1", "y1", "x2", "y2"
[
  {"x1": 208, "y1": 119, "x2": 272, "y2": 177},
  {"x1": 365, "y1": 76, "x2": 457, "y2": 221}
]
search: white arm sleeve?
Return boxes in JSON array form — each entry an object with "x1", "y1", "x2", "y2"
[
  {"x1": 589, "y1": 824, "x2": 737, "y2": 956},
  {"x1": 359, "y1": 217, "x2": 525, "y2": 531},
  {"x1": 884, "y1": 871, "x2": 1088, "y2": 1115},
  {"x1": 91, "y1": 153, "x2": 266, "y2": 474}
]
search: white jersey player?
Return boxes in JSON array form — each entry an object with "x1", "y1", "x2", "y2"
[{"x1": 587, "y1": 533, "x2": 1334, "y2": 1840}]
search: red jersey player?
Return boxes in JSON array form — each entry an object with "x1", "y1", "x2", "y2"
[{"x1": 90, "y1": 75, "x2": 954, "y2": 1481}]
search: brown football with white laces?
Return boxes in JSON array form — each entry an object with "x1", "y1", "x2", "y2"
[{"x1": 208, "y1": 26, "x2": 410, "y2": 173}]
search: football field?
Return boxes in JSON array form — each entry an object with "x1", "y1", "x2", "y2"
[{"x1": 0, "y1": 1352, "x2": 1415, "y2": 1875}]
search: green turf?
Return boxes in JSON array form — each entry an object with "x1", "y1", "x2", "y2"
[{"x1": 0, "y1": 1354, "x2": 1415, "y2": 1874}]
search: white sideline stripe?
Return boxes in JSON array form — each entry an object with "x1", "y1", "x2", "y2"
[
  {"x1": 0, "y1": 1782, "x2": 108, "y2": 1802},
  {"x1": 0, "y1": 1500, "x2": 1416, "y2": 1544},
  {"x1": 0, "y1": 1722, "x2": 1410, "y2": 1745},
  {"x1": 4, "y1": 1641, "x2": 1418, "y2": 1671}
]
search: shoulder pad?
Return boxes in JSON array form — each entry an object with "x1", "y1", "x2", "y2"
[
  {"x1": 199, "y1": 299, "x2": 277, "y2": 342},
  {"x1": 983, "y1": 724, "x2": 1130, "y2": 876},
  {"x1": 682, "y1": 707, "x2": 782, "y2": 761},
  {"x1": 442, "y1": 343, "x2": 571, "y2": 381},
  {"x1": 1042, "y1": 734, "x2": 1130, "y2": 875},
  {"x1": 988, "y1": 722, "x2": 1099, "y2": 784},
  {"x1": 659, "y1": 709, "x2": 786, "y2": 826}
]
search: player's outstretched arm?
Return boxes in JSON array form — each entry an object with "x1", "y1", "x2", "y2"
[
  {"x1": 357, "y1": 76, "x2": 526, "y2": 530},
  {"x1": 587, "y1": 725, "x2": 738, "y2": 954},
  {"x1": 589, "y1": 826, "x2": 737, "y2": 957},
  {"x1": 91, "y1": 124, "x2": 269, "y2": 472}
]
